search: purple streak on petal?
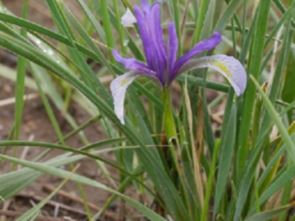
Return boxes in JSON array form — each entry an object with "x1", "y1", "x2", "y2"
[
  {"x1": 141, "y1": 0, "x2": 150, "y2": 12},
  {"x1": 150, "y1": 3, "x2": 166, "y2": 61},
  {"x1": 134, "y1": 1, "x2": 167, "y2": 83},
  {"x1": 113, "y1": 50, "x2": 156, "y2": 77},
  {"x1": 148, "y1": 2, "x2": 167, "y2": 81},
  {"x1": 167, "y1": 22, "x2": 178, "y2": 77},
  {"x1": 134, "y1": 5, "x2": 154, "y2": 67},
  {"x1": 141, "y1": 0, "x2": 149, "y2": 4},
  {"x1": 171, "y1": 32, "x2": 222, "y2": 80}
]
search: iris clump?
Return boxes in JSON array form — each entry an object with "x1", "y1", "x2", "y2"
[{"x1": 111, "y1": 0, "x2": 247, "y2": 124}]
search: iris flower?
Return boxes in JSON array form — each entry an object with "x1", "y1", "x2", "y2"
[{"x1": 111, "y1": 0, "x2": 247, "y2": 124}]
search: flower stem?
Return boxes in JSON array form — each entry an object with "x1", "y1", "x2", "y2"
[{"x1": 162, "y1": 87, "x2": 177, "y2": 140}]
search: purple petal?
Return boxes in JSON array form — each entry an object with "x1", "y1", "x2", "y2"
[
  {"x1": 113, "y1": 50, "x2": 156, "y2": 77},
  {"x1": 134, "y1": 5, "x2": 154, "y2": 67},
  {"x1": 134, "y1": 2, "x2": 167, "y2": 82},
  {"x1": 171, "y1": 32, "x2": 222, "y2": 80},
  {"x1": 141, "y1": 0, "x2": 150, "y2": 12},
  {"x1": 148, "y1": 3, "x2": 167, "y2": 80},
  {"x1": 149, "y1": 3, "x2": 166, "y2": 63},
  {"x1": 167, "y1": 22, "x2": 178, "y2": 76}
]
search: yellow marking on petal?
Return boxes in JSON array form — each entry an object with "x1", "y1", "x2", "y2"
[
  {"x1": 120, "y1": 78, "x2": 129, "y2": 86},
  {"x1": 212, "y1": 61, "x2": 232, "y2": 78}
]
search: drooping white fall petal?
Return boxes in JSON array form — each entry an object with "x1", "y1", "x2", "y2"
[
  {"x1": 110, "y1": 72, "x2": 139, "y2": 124},
  {"x1": 178, "y1": 55, "x2": 247, "y2": 96}
]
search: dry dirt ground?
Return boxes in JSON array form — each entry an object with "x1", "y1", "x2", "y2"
[{"x1": 0, "y1": 1, "x2": 135, "y2": 220}]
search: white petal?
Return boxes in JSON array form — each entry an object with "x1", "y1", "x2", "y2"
[
  {"x1": 110, "y1": 72, "x2": 139, "y2": 124},
  {"x1": 179, "y1": 55, "x2": 247, "y2": 96},
  {"x1": 121, "y1": 8, "x2": 137, "y2": 27}
]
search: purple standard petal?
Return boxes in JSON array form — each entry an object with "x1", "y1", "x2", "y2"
[
  {"x1": 134, "y1": 2, "x2": 167, "y2": 83},
  {"x1": 147, "y1": 2, "x2": 167, "y2": 81},
  {"x1": 134, "y1": 5, "x2": 154, "y2": 66},
  {"x1": 150, "y1": 3, "x2": 165, "y2": 52},
  {"x1": 113, "y1": 50, "x2": 156, "y2": 77},
  {"x1": 140, "y1": 0, "x2": 150, "y2": 12},
  {"x1": 178, "y1": 55, "x2": 247, "y2": 96},
  {"x1": 170, "y1": 32, "x2": 222, "y2": 81},
  {"x1": 167, "y1": 22, "x2": 178, "y2": 79}
]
